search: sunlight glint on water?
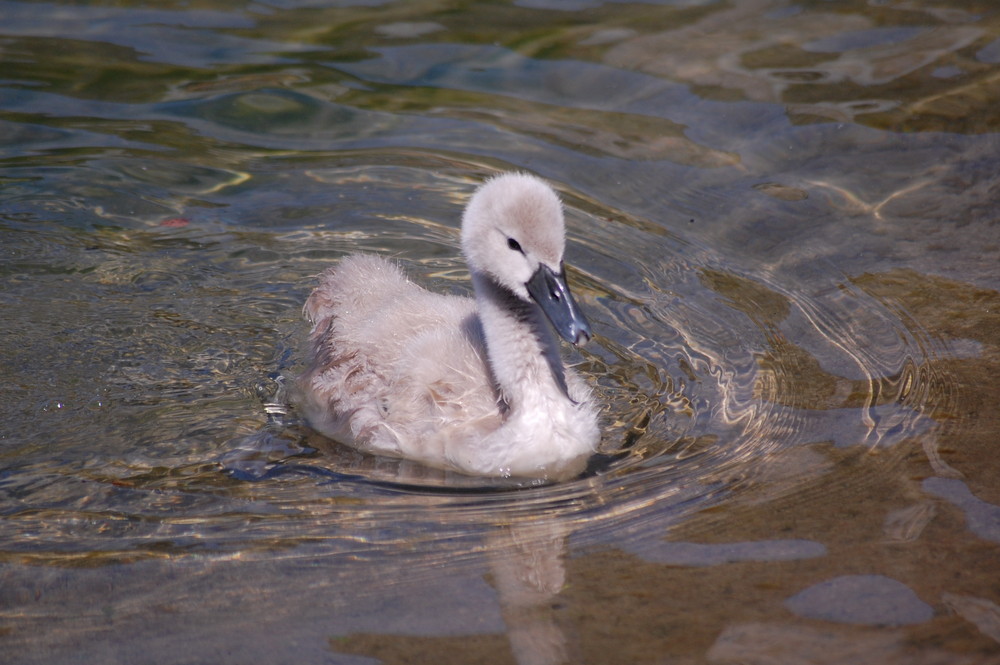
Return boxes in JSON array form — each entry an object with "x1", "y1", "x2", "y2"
[{"x1": 1, "y1": 0, "x2": 998, "y2": 663}]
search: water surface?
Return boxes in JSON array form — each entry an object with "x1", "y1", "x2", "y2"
[{"x1": 2, "y1": 1, "x2": 1000, "y2": 663}]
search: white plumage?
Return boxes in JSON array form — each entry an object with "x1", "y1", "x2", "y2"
[{"x1": 295, "y1": 173, "x2": 600, "y2": 480}]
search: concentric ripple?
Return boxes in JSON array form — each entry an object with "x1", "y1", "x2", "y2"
[
  {"x1": 0, "y1": 163, "x2": 956, "y2": 573},
  {"x1": 193, "y1": 165, "x2": 955, "y2": 567}
]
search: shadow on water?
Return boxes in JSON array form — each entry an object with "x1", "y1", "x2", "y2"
[{"x1": 2, "y1": 0, "x2": 1000, "y2": 663}]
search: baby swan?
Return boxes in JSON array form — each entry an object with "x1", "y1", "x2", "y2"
[{"x1": 295, "y1": 173, "x2": 600, "y2": 480}]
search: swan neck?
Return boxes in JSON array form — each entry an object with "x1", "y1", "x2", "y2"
[{"x1": 471, "y1": 272, "x2": 570, "y2": 406}]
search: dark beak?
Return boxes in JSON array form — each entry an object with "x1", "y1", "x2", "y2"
[{"x1": 526, "y1": 263, "x2": 592, "y2": 346}]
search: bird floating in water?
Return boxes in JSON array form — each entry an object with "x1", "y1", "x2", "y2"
[{"x1": 295, "y1": 173, "x2": 600, "y2": 480}]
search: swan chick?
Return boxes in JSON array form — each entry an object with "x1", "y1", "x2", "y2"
[{"x1": 295, "y1": 172, "x2": 600, "y2": 480}]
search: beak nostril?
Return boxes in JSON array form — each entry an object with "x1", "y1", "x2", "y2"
[{"x1": 526, "y1": 263, "x2": 592, "y2": 346}]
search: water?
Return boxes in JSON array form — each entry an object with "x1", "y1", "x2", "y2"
[{"x1": 2, "y1": 1, "x2": 1000, "y2": 663}]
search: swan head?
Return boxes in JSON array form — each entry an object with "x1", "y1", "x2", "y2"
[{"x1": 462, "y1": 173, "x2": 592, "y2": 346}]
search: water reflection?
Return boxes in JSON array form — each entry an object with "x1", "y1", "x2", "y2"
[
  {"x1": 2, "y1": 0, "x2": 1000, "y2": 662},
  {"x1": 488, "y1": 521, "x2": 572, "y2": 665}
]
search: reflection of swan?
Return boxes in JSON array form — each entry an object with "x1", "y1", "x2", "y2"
[
  {"x1": 488, "y1": 520, "x2": 572, "y2": 665},
  {"x1": 296, "y1": 173, "x2": 599, "y2": 479}
]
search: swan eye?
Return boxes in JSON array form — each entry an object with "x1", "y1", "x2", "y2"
[{"x1": 507, "y1": 237, "x2": 523, "y2": 253}]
